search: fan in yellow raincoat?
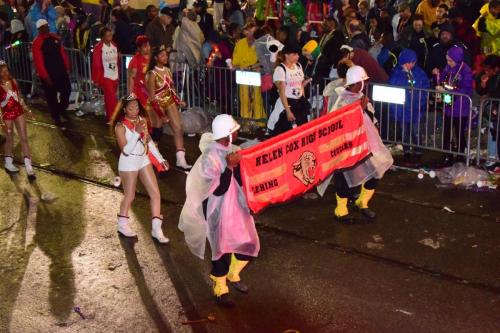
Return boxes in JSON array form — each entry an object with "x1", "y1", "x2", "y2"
[
  {"x1": 473, "y1": 1, "x2": 500, "y2": 55},
  {"x1": 232, "y1": 22, "x2": 266, "y2": 122}
]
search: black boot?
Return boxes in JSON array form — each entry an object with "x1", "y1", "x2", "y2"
[{"x1": 216, "y1": 293, "x2": 235, "y2": 308}]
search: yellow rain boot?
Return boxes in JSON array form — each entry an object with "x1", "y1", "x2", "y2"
[
  {"x1": 227, "y1": 254, "x2": 249, "y2": 293},
  {"x1": 334, "y1": 194, "x2": 352, "y2": 222},
  {"x1": 355, "y1": 186, "x2": 376, "y2": 219},
  {"x1": 210, "y1": 275, "x2": 235, "y2": 307}
]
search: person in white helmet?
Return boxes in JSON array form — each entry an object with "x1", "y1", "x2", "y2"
[
  {"x1": 330, "y1": 65, "x2": 393, "y2": 221},
  {"x1": 179, "y1": 114, "x2": 260, "y2": 308}
]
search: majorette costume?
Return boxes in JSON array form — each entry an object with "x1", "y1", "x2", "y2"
[
  {"x1": 118, "y1": 117, "x2": 168, "y2": 173},
  {"x1": 91, "y1": 40, "x2": 119, "y2": 121},
  {"x1": 149, "y1": 66, "x2": 181, "y2": 122},
  {"x1": 115, "y1": 94, "x2": 169, "y2": 243},
  {"x1": 0, "y1": 79, "x2": 26, "y2": 121},
  {"x1": 1, "y1": 76, "x2": 36, "y2": 178},
  {"x1": 179, "y1": 114, "x2": 260, "y2": 307}
]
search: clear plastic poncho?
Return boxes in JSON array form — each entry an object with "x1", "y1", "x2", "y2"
[
  {"x1": 178, "y1": 133, "x2": 260, "y2": 261},
  {"x1": 317, "y1": 86, "x2": 393, "y2": 196}
]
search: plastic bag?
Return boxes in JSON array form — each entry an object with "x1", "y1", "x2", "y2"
[
  {"x1": 436, "y1": 163, "x2": 489, "y2": 187},
  {"x1": 163, "y1": 107, "x2": 212, "y2": 135}
]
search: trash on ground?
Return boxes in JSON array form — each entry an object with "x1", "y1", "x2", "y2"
[
  {"x1": 436, "y1": 163, "x2": 490, "y2": 187},
  {"x1": 74, "y1": 307, "x2": 86, "y2": 320},
  {"x1": 40, "y1": 192, "x2": 57, "y2": 203},
  {"x1": 395, "y1": 309, "x2": 413, "y2": 316},
  {"x1": 112, "y1": 176, "x2": 121, "y2": 187},
  {"x1": 442, "y1": 206, "x2": 455, "y2": 213},
  {"x1": 365, "y1": 242, "x2": 384, "y2": 250},
  {"x1": 164, "y1": 107, "x2": 212, "y2": 135},
  {"x1": 371, "y1": 234, "x2": 383, "y2": 243},
  {"x1": 182, "y1": 314, "x2": 216, "y2": 325},
  {"x1": 419, "y1": 238, "x2": 441, "y2": 249}
]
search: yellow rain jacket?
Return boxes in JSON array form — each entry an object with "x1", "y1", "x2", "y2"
[
  {"x1": 232, "y1": 38, "x2": 266, "y2": 122},
  {"x1": 473, "y1": 4, "x2": 500, "y2": 55}
]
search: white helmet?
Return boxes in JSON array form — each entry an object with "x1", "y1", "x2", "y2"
[
  {"x1": 212, "y1": 114, "x2": 241, "y2": 141},
  {"x1": 345, "y1": 65, "x2": 369, "y2": 86}
]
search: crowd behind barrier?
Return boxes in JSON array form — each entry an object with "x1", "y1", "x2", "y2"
[{"x1": 0, "y1": 40, "x2": 498, "y2": 166}]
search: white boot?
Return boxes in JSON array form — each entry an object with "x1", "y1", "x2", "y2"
[
  {"x1": 24, "y1": 157, "x2": 36, "y2": 178},
  {"x1": 151, "y1": 216, "x2": 169, "y2": 243},
  {"x1": 4, "y1": 156, "x2": 19, "y2": 173},
  {"x1": 176, "y1": 150, "x2": 192, "y2": 169},
  {"x1": 117, "y1": 215, "x2": 137, "y2": 238}
]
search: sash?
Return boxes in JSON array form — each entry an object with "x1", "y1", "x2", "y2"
[{"x1": 121, "y1": 118, "x2": 166, "y2": 172}]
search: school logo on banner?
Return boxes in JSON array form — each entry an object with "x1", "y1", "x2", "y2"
[
  {"x1": 293, "y1": 151, "x2": 317, "y2": 186},
  {"x1": 238, "y1": 101, "x2": 370, "y2": 214}
]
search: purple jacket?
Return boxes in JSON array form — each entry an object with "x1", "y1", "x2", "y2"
[{"x1": 439, "y1": 46, "x2": 473, "y2": 118}]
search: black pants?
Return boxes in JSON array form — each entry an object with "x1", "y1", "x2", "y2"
[
  {"x1": 443, "y1": 115, "x2": 468, "y2": 154},
  {"x1": 211, "y1": 253, "x2": 253, "y2": 277},
  {"x1": 272, "y1": 96, "x2": 311, "y2": 136},
  {"x1": 334, "y1": 172, "x2": 378, "y2": 199},
  {"x1": 41, "y1": 75, "x2": 71, "y2": 121}
]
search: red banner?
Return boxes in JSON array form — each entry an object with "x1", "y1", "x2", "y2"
[{"x1": 239, "y1": 101, "x2": 370, "y2": 214}]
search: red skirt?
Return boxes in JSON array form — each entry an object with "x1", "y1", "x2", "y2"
[{"x1": 2, "y1": 99, "x2": 24, "y2": 121}]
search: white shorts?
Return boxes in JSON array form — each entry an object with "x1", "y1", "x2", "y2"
[{"x1": 118, "y1": 153, "x2": 151, "y2": 172}]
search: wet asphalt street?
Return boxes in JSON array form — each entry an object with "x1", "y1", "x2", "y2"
[{"x1": 1, "y1": 106, "x2": 499, "y2": 333}]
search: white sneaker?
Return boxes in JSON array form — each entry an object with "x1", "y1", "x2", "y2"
[
  {"x1": 117, "y1": 215, "x2": 137, "y2": 238},
  {"x1": 151, "y1": 217, "x2": 169, "y2": 243},
  {"x1": 176, "y1": 150, "x2": 192, "y2": 169},
  {"x1": 24, "y1": 157, "x2": 36, "y2": 178},
  {"x1": 4, "y1": 156, "x2": 19, "y2": 173}
]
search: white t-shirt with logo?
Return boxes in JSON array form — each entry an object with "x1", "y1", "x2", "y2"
[
  {"x1": 102, "y1": 43, "x2": 118, "y2": 81},
  {"x1": 273, "y1": 63, "x2": 304, "y2": 99}
]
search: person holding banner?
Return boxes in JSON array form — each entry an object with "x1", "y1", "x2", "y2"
[
  {"x1": 179, "y1": 114, "x2": 260, "y2": 308},
  {"x1": 111, "y1": 93, "x2": 170, "y2": 243},
  {"x1": 331, "y1": 65, "x2": 393, "y2": 221},
  {"x1": 267, "y1": 44, "x2": 312, "y2": 136}
]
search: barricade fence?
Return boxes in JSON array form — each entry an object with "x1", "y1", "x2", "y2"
[
  {"x1": 476, "y1": 98, "x2": 500, "y2": 165},
  {"x1": 3, "y1": 42, "x2": 497, "y2": 166},
  {"x1": 365, "y1": 83, "x2": 474, "y2": 165}
]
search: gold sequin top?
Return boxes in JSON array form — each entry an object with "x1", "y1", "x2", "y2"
[{"x1": 152, "y1": 68, "x2": 179, "y2": 109}]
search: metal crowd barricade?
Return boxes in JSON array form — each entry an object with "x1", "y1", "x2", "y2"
[
  {"x1": 65, "y1": 47, "x2": 93, "y2": 105},
  {"x1": 366, "y1": 83, "x2": 475, "y2": 165},
  {"x1": 476, "y1": 98, "x2": 500, "y2": 165},
  {"x1": 2, "y1": 42, "x2": 33, "y2": 93}
]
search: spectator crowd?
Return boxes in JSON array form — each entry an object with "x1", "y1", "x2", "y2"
[{"x1": 0, "y1": 0, "x2": 499, "y2": 168}]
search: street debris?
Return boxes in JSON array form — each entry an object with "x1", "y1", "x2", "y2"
[
  {"x1": 419, "y1": 238, "x2": 441, "y2": 250},
  {"x1": 371, "y1": 234, "x2": 383, "y2": 243},
  {"x1": 108, "y1": 263, "x2": 122, "y2": 271},
  {"x1": 182, "y1": 314, "x2": 216, "y2": 325},
  {"x1": 40, "y1": 192, "x2": 57, "y2": 203},
  {"x1": 365, "y1": 242, "x2": 384, "y2": 250},
  {"x1": 112, "y1": 176, "x2": 121, "y2": 187},
  {"x1": 436, "y1": 163, "x2": 498, "y2": 190},
  {"x1": 74, "y1": 307, "x2": 86, "y2": 320},
  {"x1": 442, "y1": 206, "x2": 455, "y2": 213},
  {"x1": 395, "y1": 309, "x2": 413, "y2": 316}
]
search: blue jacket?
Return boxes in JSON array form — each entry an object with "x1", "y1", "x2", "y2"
[
  {"x1": 27, "y1": 3, "x2": 57, "y2": 40},
  {"x1": 388, "y1": 49, "x2": 430, "y2": 124}
]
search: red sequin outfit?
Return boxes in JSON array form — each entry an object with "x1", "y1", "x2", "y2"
[{"x1": 0, "y1": 80, "x2": 24, "y2": 121}]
